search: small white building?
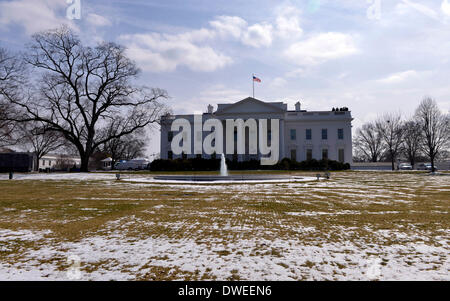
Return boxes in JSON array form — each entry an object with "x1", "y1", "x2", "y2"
[
  {"x1": 101, "y1": 157, "x2": 113, "y2": 170},
  {"x1": 39, "y1": 154, "x2": 81, "y2": 170}
]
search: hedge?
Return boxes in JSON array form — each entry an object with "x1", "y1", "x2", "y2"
[{"x1": 149, "y1": 157, "x2": 350, "y2": 171}]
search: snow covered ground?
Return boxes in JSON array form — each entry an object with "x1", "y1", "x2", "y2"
[
  {"x1": 0, "y1": 171, "x2": 448, "y2": 280},
  {"x1": 0, "y1": 222, "x2": 448, "y2": 281}
]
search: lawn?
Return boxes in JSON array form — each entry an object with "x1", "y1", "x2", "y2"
[{"x1": 0, "y1": 171, "x2": 448, "y2": 280}]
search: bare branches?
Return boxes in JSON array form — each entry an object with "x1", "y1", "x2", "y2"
[
  {"x1": 3, "y1": 26, "x2": 169, "y2": 171},
  {"x1": 354, "y1": 97, "x2": 449, "y2": 170},
  {"x1": 415, "y1": 97, "x2": 450, "y2": 171},
  {"x1": 100, "y1": 126, "x2": 146, "y2": 167},
  {"x1": 353, "y1": 121, "x2": 384, "y2": 162},
  {"x1": 375, "y1": 112, "x2": 404, "y2": 170},
  {"x1": 0, "y1": 47, "x2": 24, "y2": 147},
  {"x1": 16, "y1": 122, "x2": 66, "y2": 170},
  {"x1": 402, "y1": 119, "x2": 422, "y2": 167}
]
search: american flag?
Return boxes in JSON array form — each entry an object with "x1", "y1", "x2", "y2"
[{"x1": 253, "y1": 75, "x2": 261, "y2": 83}]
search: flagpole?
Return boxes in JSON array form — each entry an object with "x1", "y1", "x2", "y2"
[{"x1": 252, "y1": 74, "x2": 255, "y2": 98}]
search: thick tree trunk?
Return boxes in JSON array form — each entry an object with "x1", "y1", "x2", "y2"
[
  {"x1": 80, "y1": 137, "x2": 94, "y2": 172},
  {"x1": 80, "y1": 155, "x2": 90, "y2": 172},
  {"x1": 35, "y1": 152, "x2": 43, "y2": 172},
  {"x1": 409, "y1": 156, "x2": 415, "y2": 169},
  {"x1": 391, "y1": 158, "x2": 395, "y2": 171}
]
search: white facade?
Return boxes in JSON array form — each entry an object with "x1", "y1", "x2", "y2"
[
  {"x1": 38, "y1": 154, "x2": 81, "y2": 170},
  {"x1": 160, "y1": 97, "x2": 353, "y2": 164},
  {"x1": 101, "y1": 157, "x2": 113, "y2": 170}
]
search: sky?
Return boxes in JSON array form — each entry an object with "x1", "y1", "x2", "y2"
[{"x1": 1, "y1": 0, "x2": 450, "y2": 158}]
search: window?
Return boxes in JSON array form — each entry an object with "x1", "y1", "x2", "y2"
[
  {"x1": 290, "y1": 129, "x2": 296, "y2": 140},
  {"x1": 322, "y1": 149, "x2": 328, "y2": 160},
  {"x1": 290, "y1": 149, "x2": 297, "y2": 161},
  {"x1": 322, "y1": 129, "x2": 328, "y2": 140},
  {"x1": 339, "y1": 149, "x2": 345, "y2": 163},
  {"x1": 338, "y1": 129, "x2": 344, "y2": 140},
  {"x1": 168, "y1": 151, "x2": 173, "y2": 160},
  {"x1": 268, "y1": 130, "x2": 272, "y2": 141},
  {"x1": 43, "y1": 160, "x2": 46, "y2": 166},
  {"x1": 306, "y1": 149, "x2": 312, "y2": 161},
  {"x1": 306, "y1": 129, "x2": 312, "y2": 140},
  {"x1": 168, "y1": 131, "x2": 173, "y2": 142},
  {"x1": 234, "y1": 130, "x2": 237, "y2": 141}
]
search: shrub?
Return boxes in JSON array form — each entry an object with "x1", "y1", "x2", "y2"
[{"x1": 149, "y1": 158, "x2": 350, "y2": 171}]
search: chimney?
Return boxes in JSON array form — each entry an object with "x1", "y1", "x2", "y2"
[
  {"x1": 295, "y1": 101, "x2": 301, "y2": 111},
  {"x1": 207, "y1": 104, "x2": 214, "y2": 114}
]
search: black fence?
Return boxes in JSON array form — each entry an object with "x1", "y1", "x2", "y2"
[{"x1": 0, "y1": 153, "x2": 36, "y2": 172}]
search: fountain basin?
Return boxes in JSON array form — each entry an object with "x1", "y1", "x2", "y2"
[{"x1": 153, "y1": 174, "x2": 302, "y2": 182}]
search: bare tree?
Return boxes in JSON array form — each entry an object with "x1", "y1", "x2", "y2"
[
  {"x1": 353, "y1": 121, "x2": 385, "y2": 162},
  {"x1": 376, "y1": 113, "x2": 404, "y2": 170},
  {"x1": 402, "y1": 119, "x2": 422, "y2": 168},
  {"x1": 54, "y1": 154, "x2": 76, "y2": 171},
  {"x1": 17, "y1": 122, "x2": 65, "y2": 170},
  {"x1": 4, "y1": 27, "x2": 169, "y2": 171},
  {"x1": 0, "y1": 48, "x2": 22, "y2": 147},
  {"x1": 100, "y1": 122, "x2": 146, "y2": 168},
  {"x1": 122, "y1": 137, "x2": 145, "y2": 160},
  {"x1": 415, "y1": 97, "x2": 450, "y2": 172},
  {"x1": 0, "y1": 102, "x2": 15, "y2": 147}
]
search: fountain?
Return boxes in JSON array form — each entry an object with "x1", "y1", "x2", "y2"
[
  {"x1": 152, "y1": 153, "x2": 305, "y2": 183},
  {"x1": 220, "y1": 153, "x2": 228, "y2": 177}
]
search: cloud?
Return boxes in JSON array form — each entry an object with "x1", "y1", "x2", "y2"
[
  {"x1": 285, "y1": 68, "x2": 306, "y2": 78},
  {"x1": 119, "y1": 5, "x2": 354, "y2": 72},
  {"x1": 377, "y1": 70, "x2": 430, "y2": 84},
  {"x1": 86, "y1": 13, "x2": 112, "y2": 27},
  {"x1": 210, "y1": 16, "x2": 274, "y2": 48},
  {"x1": 0, "y1": 0, "x2": 74, "y2": 35},
  {"x1": 396, "y1": 0, "x2": 440, "y2": 20},
  {"x1": 275, "y1": 5, "x2": 303, "y2": 39},
  {"x1": 284, "y1": 32, "x2": 358, "y2": 66},
  {"x1": 242, "y1": 23, "x2": 273, "y2": 48},
  {"x1": 209, "y1": 7, "x2": 303, "y2": 48},
  {"x1": 119, "y1": 8, "x2": 304, "y2": 72},
  {"x1": 209, "y1": 16, "x2": 247, "y2": 39},
  {"x1": 197, "y1": 84, "x2": 248, "y2": 104},
  {"x1": 172, "y1": 84, "x2": 248, "y2": 114},
  {"x1": 175, "y1": 28, "x2": 216, "y2": 43},
  {"x1": 442, "y1": 0, "x2": 450, "y2": 16},
  {"x1": 270, "y1": 77, "x2": 288, "y2": 88},
  {"x1": 120, "y1": 33, "x2": 232, "y2": 72}
]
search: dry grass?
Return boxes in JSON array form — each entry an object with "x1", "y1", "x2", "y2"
[{"x1": 0, "y1": 171, "x2": 448, "y2": 280}]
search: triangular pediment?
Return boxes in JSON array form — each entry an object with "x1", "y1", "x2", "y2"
[{"x1": 215, "y1": 97, "x2": 285, "y2": 115}]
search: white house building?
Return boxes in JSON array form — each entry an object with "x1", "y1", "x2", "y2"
[{"x1": 160, "y1": 97, "x2": 353, "y2": 164}]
